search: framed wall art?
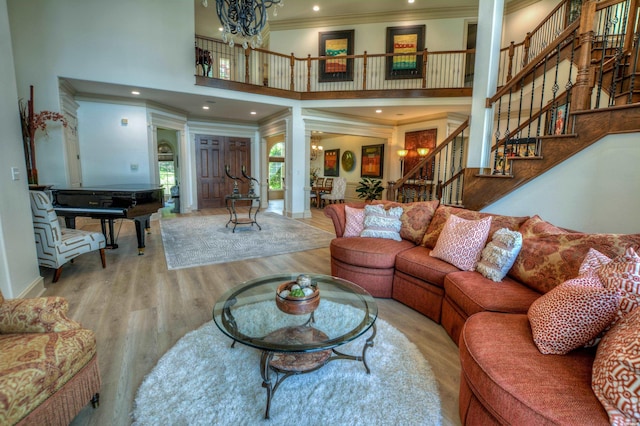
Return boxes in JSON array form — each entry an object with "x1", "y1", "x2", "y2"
[
  {"x1": 341, "y1": 150, "x2": 355, "y2": 172},
  {"x1": 385, "y1": 25, "x2": 425, "y2": 80},
  {"x1": 324, "y1": 149, "x2": 340, "y2": 176},
  {"x1": 361, "y1": 144, "x2": 384, "y2": 178},
  {"x1": 404, "y1": 128, "x2": 437, "y2": 179},
  {"x1": 318, "y1": 30, "x2": 355, "y2": 82},
  {"x1": 547, "y1": 102, "x2": 569, "y2": 135}
]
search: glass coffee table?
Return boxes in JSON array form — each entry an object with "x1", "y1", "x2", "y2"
[{"x1": 212, "y1": 273, "x2": 378, "y2": 419}]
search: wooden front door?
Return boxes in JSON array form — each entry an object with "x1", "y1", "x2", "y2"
[{"x1": 196, "y1": 135, "x2": 251, "y2": 208}]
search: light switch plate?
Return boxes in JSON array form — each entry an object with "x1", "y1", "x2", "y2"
[{"x1": 11, "y1": 167, "x2": 20, "y2": 181}]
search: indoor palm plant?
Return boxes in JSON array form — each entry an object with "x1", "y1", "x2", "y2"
[{"x1": 355, "y1": 177, "x2": 384, "y2": 201}]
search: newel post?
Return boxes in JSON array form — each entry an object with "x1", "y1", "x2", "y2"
[{"x1": 572, "y1": 0, "x2": 597, "y2": 112}]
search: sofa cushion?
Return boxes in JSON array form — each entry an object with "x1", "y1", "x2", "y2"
[
  {"x1": 0, "y1": 329, "x2": 97, "y2": 424},
  {"x1": 579, "y1": 248, "x2": 612, "y2": 275},
  {"x1": 395, "y1": 246, "x2": 461, "y2": 289},
  {"x1": 445, "y1": 271, "x2": 541, "y2": 317},
  {"x1": 360, "y1": 204, "x2": 402, "y2": 241},
  {"x1": 476, "y1": 228, "x2": 523, "y2": 282},
  {"x1": 527, "y1": 276, "x2": 620, "y2": 355},
  {"x1": 430, "y1": 215, "x2": 492, "y2": 271},
  {"x1": 509, "y1": 231, "x2": 640, "y2": 294},
  {"x1": 592, "y1": 306, "x2": 640, "y2": 425},
  {"x1": 343, "y1": 205, "x2": 365, "y2": 237},
  {"x1": 330, "y1": 237, "x2": 414, "y2": 269},
  {"x1": 421, "y1": 205, "x2": 528, "y2": 249},
  {"x1": 597, "y1": 246, "x2": 640, "y2": 325},
  {"x1": 518, "y1": 214, "x2": 569, "y2": 236},
  {"x1": 323, "y1": 202, "x2": 367, "y2": 237},
  {"x1": 460, "y1": 312, "x2": 609, "y2": 425},
  {"x1": 374, "y1": 200, "x2": 439, "y2": 244}
]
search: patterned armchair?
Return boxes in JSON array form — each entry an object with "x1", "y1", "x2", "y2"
[
  {"x1": 321, "y1": 177, "x2": 347, "y2": 206},
  {"x1": 29, "y1": 191, "x2": 106, "y2": 283},
  {"x1": 0, "y1": 290, "x2": 101, "y2": 425}
]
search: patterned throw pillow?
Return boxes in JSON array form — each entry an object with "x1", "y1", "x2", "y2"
[
  {"x1": 429, "y1": 214, "x2": 492, "y2": 271},
  {"x1": 360, "y1": 204, "x2": 403, "y2": 241},
  {"x1": 421, "y1": 205, "x2": 527, "y2": 249},
  {"x1": 592, "y1": 306, "x2": 640, "y2": 425},
  {"x1": 476, "y1": 228, "x2": 523, "y2": 282},
  {"x1": 373, "y1": 200, "x2": 440, "y2": 244},
  {"x1": 509, "y1": 232, "x2": 640, "y2": 294},
  {"x1": 343, "y1": 205, "x2": 365, "y2": 237},
  {"x1": 598, "y1": 247, "x2": 640, "y2": 324},
  {"x1": 579, "y1": 248, "x2": 612, "y2": 276},
  {"x1": 518, "y1": 214, "x2": 569, "y2": 237},
  {"x1": 528, "y1": 275, "x2": 620, "y2": 355}
]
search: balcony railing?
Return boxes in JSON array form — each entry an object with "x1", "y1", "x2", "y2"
[{"x1": 195, "y1": 35, "x2": 474, "y2": 96}]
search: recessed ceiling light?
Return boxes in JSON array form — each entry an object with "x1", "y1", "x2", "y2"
[
  {"x1": 131, "y1": 91, "x2": 140, "y2": 95},
  {"x1": 313, "y1": 5, "x2": 320, "y2": 12},
  {"x1": 218, "y1": 27, "x2": 223, "y2": 31},
  {"x1": 408, "y1": 0, "x2": 415, "y2": 3},
  {"x1": 202, "y1": 106, "x2": 210, "y2": 110},
  {"x1": 375, "y1": 109, "x2": 382, "y2": 113},
  {"x1": 250, "y1": 111, "x2": 257, "y2": 115}
]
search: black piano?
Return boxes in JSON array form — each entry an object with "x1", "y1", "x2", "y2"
[{"x1": 51, "y1": 184, "x2": 164, "y2": 255}]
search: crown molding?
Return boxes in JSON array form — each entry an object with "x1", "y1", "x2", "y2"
[{"x1": 506, "y1": 0, "x2": 542, "y2": 14}]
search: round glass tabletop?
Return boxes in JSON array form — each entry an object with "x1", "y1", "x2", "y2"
[{"x1": 212, "y1": 273, "x2": 377, "y2": 353}]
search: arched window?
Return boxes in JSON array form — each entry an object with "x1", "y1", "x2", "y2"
[{"x1": 268, "y1": 142, "x2": 284, "y2": 190}]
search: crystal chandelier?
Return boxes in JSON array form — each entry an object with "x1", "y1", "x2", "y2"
[{"x1": 215, "y1": 0, "x2": 284, "y2": 49}]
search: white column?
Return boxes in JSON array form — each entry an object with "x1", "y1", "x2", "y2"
[
  {"x1": 286, "y1": 105, "x2": 307, "y2": 218},
  {"x1": 467, "y1": 0, "x2": 505, "y2": 168}
]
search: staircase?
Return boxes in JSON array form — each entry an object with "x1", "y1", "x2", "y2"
[{"x1": 389, "y1": 0, "x2": 640, "y2": 210}]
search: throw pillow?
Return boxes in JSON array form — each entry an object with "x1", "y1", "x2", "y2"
[
  {"x1": 360, "y1": 204, "x2": 402, "y2": 241},
  {"x1": 421, "y1": 205, "x2": 527, "y2": 249},
  {"x1": 579, "y1": 248, "x2": 612, "y2": 276},
  {"x1": 592, "y1": 306, "x2": 640, "y2": 425},
  {"x1": 508, "y1": 233, "x2": 640, "y2": 294},
  {"x1": 518, "y1": 214, "x2": 569, "y2": 237},
  {"x1": 528, "y1": 276, "x2": 620, "y2": 355},
  {"x1": 476, "y1": 228, "x2": 523, "y2": 282},
  {"x1": 598, "y1": 246, "x2": 640, "y2": 324},
  {"x1": 429, "y1": 214, "x2": 492, "y2": 271},
  {"x1": 373, "y1": 200, "x2": 440, "y2": 244},
  {"x1": 343, "y1": 205, "x2": 365, "y2": 237}
]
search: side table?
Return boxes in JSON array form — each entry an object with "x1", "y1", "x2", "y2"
[{"x1": 225, "y1": 194, "x2": 261, "y2": 233}]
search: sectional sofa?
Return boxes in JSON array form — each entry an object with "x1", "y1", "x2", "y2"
[{"x1": 325, "y1": 201, "x2": 640, "y2": 425}]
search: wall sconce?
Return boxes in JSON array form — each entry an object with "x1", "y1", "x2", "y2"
[
  {"x1": 397, "y1": 149, "x2": 409, "y2": 177},
  {"x1": 417, "y1": 147, "x2": 430, "y2": 157}
]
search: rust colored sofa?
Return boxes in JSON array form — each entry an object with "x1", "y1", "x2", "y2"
[
  {"x1": 325, "y1": 201, "x2": 640, "y2": 425},
  {"x1": 0, "y1": 291, "x2": 100, "y2": 425}
]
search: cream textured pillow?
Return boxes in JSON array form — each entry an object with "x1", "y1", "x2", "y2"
[
  {"x1": 360, "y1": 204, "x2": 403, "y2": 241},
  {"x1": 592, "y1": 306, "x2": 640, "y2": 425},
  {"x1": 476, "y1": 228, "x2": 523, "y2": 282},
  {"x1": 429, "y1": 214, "x2": 492, "y2": 271},
  {"x1": 527, "y1": 275, "x2": 620, "y2": 355},
  {"x1": 598, "y1": 247, "x2": 640, "y2": 325},
  {"x1": 343, "y1": 205, "x2": 365, "y2": 237}
]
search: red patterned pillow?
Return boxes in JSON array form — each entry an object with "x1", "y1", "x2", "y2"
[
  {"x1": 528, "y1": 275, "x2": 620, "y2": 355},
  {"x1": 518, "y1": 215, "x2": 568, "y2": 237},
  {"x1": 579, "y1": 248, "x2": 612, "y2": 275},
  {"x1": 343, "y1": 206, "x2": 365, "y2": 237},
  {"x1": 509, "y1": 233, "x2": 640, "y2": 294},
  {"x1": 592, "y1": 306, "x2": 640, "y2": 425},
  {"x1": 598, "y1": 247, "x2": 640, "y2": 324},
  {"x1": 421, "y1": 205, "x2": 527, "y2": 249},
  {"x1": 429, "y1": 214, "x2": 491, "y2": 271}
]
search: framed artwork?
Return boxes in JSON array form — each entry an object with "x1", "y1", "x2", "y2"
[
  {"x1": 324, "y1": 149, "x2": 340, "y2": 176},
  {"x1": 493, "y1": 145, "x2": 512, "y2": 175},
  {"x1": 385, "y1": 25, "x2": 425, "y2": 80},
  {"x1": 404, "y1": 129, "x2": 437, "y2": 179},
  {"x1": 318, "y1": 30, "x2": 355, "y2": 82},
  {"x1": 341, "y1": 150, "x2": 355, "y2": 172},
  {"x1": 361, "y1": 144, "x2": 384, "y2": 178},
  {"x1": 547, "y1": 103, "x2": 569, "y2": 135}
]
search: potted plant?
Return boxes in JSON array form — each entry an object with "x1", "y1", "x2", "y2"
[{"x1": 355, "y1": 177, "x2": 384, "y2": 201}]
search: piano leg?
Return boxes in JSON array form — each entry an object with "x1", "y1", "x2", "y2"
[
  {"x1": 100, "y1": 219, "x2": 119, "y2": 249},
  {"x1": 134, "y1": 216, "x2": 151, "y2": 255},
  {"x1": 64, "y1": 217, "x2": 76, "y2": 229}
]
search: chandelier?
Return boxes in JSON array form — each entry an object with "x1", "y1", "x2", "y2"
[
  {"x1": 215, "y1": 0, "x2": 284, "y2": 49},
  {"x1": 310, "y1": 135, "x2": 323, "y2": 160}
]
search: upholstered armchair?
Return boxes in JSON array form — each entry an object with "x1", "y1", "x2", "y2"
[
  {"x1": 321, "y1": 177, "x2": 347, "y2": 206},
  {"x1": 29, "y1": 191, "x2": 106, "y2": 283},
  {"x1": 0, "y1": 290, "x2": 101, "y2": 425}
]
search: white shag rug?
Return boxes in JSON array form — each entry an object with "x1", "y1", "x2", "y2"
[
  {"x1": 132, "y1": 300, "x2": 442, "y2": 425},
  {"x1": 160, "y1": 213, "x2": 335, "y2": 270}
]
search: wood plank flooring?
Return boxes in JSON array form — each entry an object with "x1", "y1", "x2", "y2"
[{"x1": 39, "y1": 202, "x2": 461, "y2": 425}]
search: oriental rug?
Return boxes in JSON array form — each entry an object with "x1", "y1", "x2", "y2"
[
  {"x1": 132, "y1": 300, "x2": 442, "y2": 425},
  {"x1": 160, "y1": 213, "x2": 335, "y2": 270}
]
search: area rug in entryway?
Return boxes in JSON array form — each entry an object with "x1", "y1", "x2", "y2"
[
  {"x1": 131, "y1": 301, "x2": 442, "y2": 425},
  {"x1": 160, "y1": 213, "x2": 335, "y2": 270}
]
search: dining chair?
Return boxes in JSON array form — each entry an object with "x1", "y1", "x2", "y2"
[{"x1": 321, "y1": 177, "x2": 346, "y2": 207}]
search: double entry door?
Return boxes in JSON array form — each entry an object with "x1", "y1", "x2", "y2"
[{"x1": 196, "y1": 135, "x2": 251, "y2": 209}]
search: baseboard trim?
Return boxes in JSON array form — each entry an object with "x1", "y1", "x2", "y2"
[{"x1": 19, "y1": 275, "x2": 46, "y2": 298}]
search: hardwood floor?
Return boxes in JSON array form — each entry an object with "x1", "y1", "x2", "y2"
[{"x1": 41, "y1": 201, "x2": 461, "y2": 425}]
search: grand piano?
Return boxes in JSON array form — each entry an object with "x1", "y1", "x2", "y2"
[{"x1": 51, "y1": 184, "x2": 164, "y2": 255}]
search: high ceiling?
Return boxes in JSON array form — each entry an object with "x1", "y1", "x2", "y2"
[{"x1": 65, "y1": 0, "x2": 502, "y2": 125}]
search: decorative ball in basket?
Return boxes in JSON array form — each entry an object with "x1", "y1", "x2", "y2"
[{"x1": 276, "y1": 274, "x2": 320, "y2": 315}]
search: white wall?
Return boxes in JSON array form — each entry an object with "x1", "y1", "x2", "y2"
[
  {"x1": 0, "y1": 0, "x2": 43, "y2": 299},
  {"x1": 77, "y1": 101, "x2": 152, "y2": 186},
  {"x1": 483, "y1": 133, "x2": 640, "y2": 234},
  {"x1": 502, "y1": 0, "x2": 559, "y2": 45}
]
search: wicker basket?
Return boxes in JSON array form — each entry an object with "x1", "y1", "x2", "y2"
[{"x1": 275, "y1": 282, "x2": 320, "y2": 315}]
